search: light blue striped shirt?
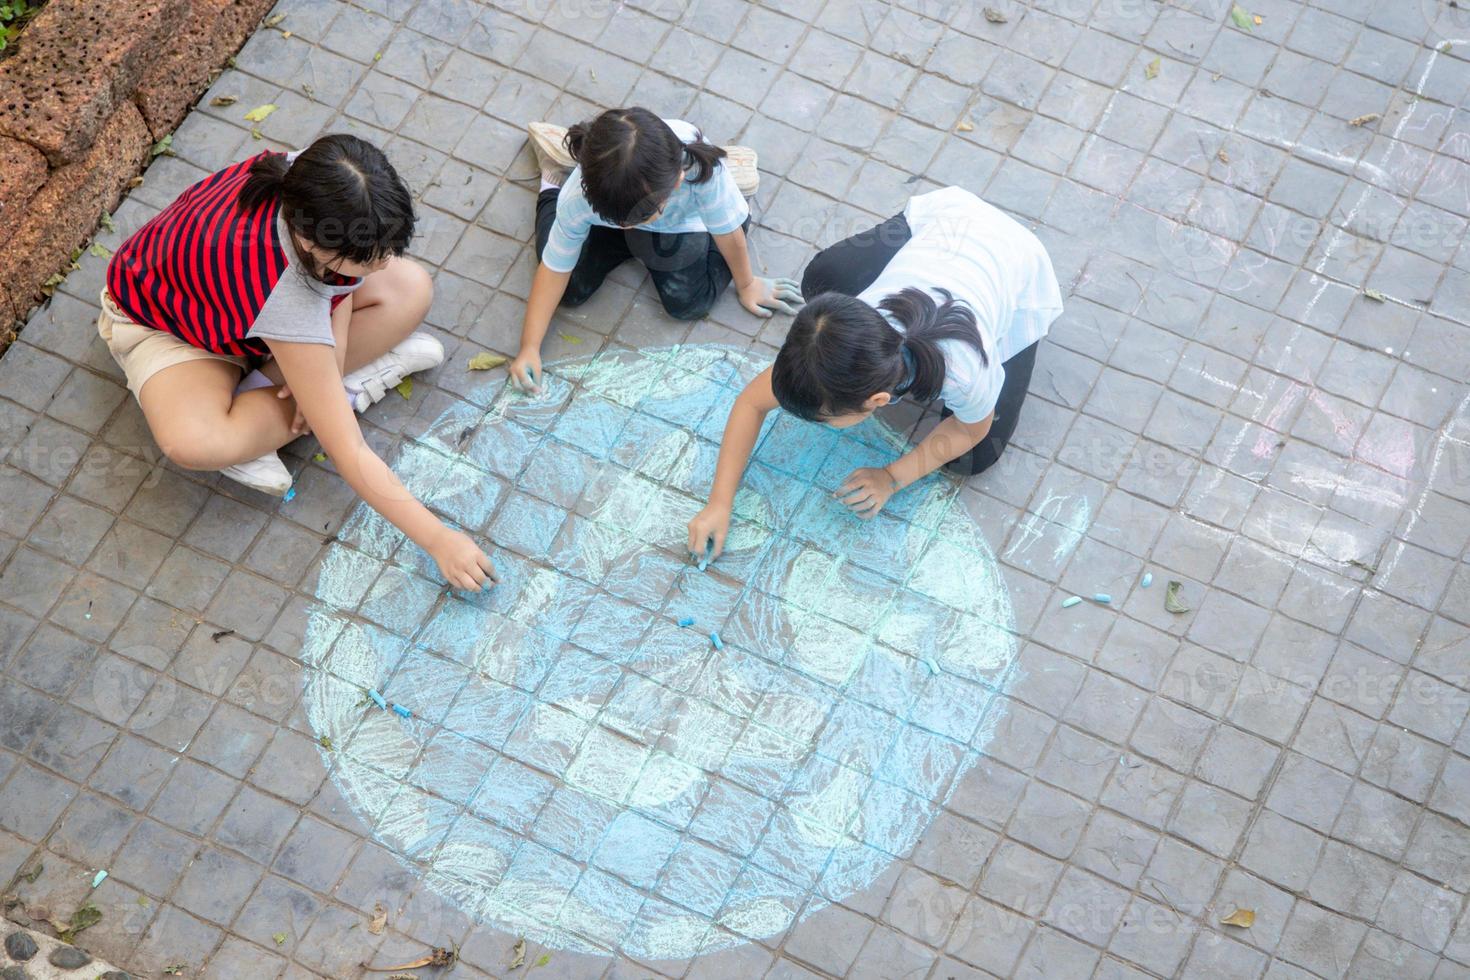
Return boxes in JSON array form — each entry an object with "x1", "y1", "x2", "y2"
[{"x1": 540, "y1": 119, "x2": 750, "y2": 274}]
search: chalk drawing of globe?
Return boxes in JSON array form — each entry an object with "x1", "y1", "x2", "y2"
[{"x1": 300, "y1": 344, "x2": 1021, "y2": 961}]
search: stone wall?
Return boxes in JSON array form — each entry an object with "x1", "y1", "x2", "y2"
[{"x1": 0, "y1": 0, "x2": 278, "y2": 346}]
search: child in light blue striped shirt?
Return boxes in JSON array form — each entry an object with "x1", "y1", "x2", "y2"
[{"x1": 509, "y1": 108, "x2": 803, "y2": 392}]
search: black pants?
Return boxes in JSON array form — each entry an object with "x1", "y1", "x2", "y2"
[
  {"x1": 535, "y1": 189, "x2": 746, "y2": 321},
  {"x1": 802, "y1": 212, "x2": 1039, "y2": 477}
]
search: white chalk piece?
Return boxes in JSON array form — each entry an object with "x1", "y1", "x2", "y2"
[
  {"x1": 1141, "y1": 572, "x2": 1153, "y2": 588},
  {"x1": 1061, "y1": 596, "x2": 1083, "y2": 608},
  {"x1": 923, "y1": 657, "x2": 940, "y2": 675}
]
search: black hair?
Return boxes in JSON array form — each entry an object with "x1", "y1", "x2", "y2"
[
  {"x1": 771, "y1": 288, "x2": 987, "y2": 422},
  {"x1": 237, "y1": 133, "x2": 415, "y2": 280},
  {"x1": 565, "y1": 107, "x2": 726, "y2": 226}
]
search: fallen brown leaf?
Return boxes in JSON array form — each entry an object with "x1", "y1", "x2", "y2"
[
  {"x1": 509, "y1": 937, "x2": 526, "y2": 970},
  {"x1": 1349, "y1": 112, "x2": 1380, "y2": 127},
  {"x1": 467, "y1": 352, "x2": 508, "y2": 371},
  {"x1": 1220, "y1": 907, "x2": 1255, "y2": 928},
  {"x1": 362, "y1": 947, "x2": 457, "y2": 972},
  {"x1": 368, "y1": 901, "x2": 387, "y2": 935}
]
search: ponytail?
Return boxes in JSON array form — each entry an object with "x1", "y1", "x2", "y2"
[
  {"x1": 879, "y1": 287, "x2": 986, "y2": 403},
  {"x1": 681, "y1": 137, "x2": 726, "y2": 185},
  {"x1": 772, "y1": 288, "x2": 985, "y2": 422},
  {"x1": 564, "y1": 120, "x2": 589, "y2": 165},
  {"x1": 237, "y1": 152, "x2": 290, "y2": 212}
]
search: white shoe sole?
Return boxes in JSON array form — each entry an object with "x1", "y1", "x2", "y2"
[{"x1": 220, "y1": 454, "x2": 293, "y2": 496}]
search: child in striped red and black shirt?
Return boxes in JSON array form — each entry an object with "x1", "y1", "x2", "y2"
[{"x1": 103, "y1": 133, "x2": 496, "y2": 591}]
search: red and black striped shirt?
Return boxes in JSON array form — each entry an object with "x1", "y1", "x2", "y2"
[{"x1": 107, "y1": 152, "x2": 354, "y2": 357}]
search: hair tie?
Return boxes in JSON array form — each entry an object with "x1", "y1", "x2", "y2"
[{"x1": 896, "y1": 343, "x2": 917, "y2": 398}]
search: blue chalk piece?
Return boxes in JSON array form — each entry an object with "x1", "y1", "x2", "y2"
[
  {"x1": 391, "y1": 704, "x2": 412, "y2": 719},
  {"x1": 91, "y1": 869, "x2": 108, "y2": 888},
  {"x1": 922, "y1": 656, "x2": 940, "y2": 675},
  {"x1": 697, "y1": 558, "x2": 708, "y2": 572},
  {"x1": 678, "y1": 616, "x2": 695, "y2": 628},
  {"x1": 1061, "y1": 596, "x2": 1083, "y2": 608},
  {"x1": 709, "y1": 632, "x2": 724, "y2": 651},
  {"x1": 1093, "y1": 593, "x2": 1112, "y2": 604},
  {"x1": 367, "y1": 689, "x2": 388, "y2": 710},
  {"x1": 283, "y1": 486, "x2": 296, "y2": 502},
  {"x1": 1141, "y1": 572, "x2": 1153, "y2": 588}
]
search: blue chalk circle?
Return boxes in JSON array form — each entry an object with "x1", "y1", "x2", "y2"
[
  {"x1": 1141, "y1": 572, "x2": 1153, "y2": 588},
  {"x1": 300, "y1": 346, "x2": 1022, "y2": 962}
]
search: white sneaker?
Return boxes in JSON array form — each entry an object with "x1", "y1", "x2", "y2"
[
  {"x1": 721, "y1": 145, "x2": 760, "y2": 197},
  {"x1": 221, "y1": 452, "x2": 293, "y2": 496},
  {"x1": 528, "y1": 121, "x2": 576, "y2": 186},
  {"x1": 343, "y1": 332, "x2": 445, "y2": 413}
]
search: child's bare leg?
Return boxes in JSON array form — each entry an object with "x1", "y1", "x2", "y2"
[{"x1": 138, "y1": 359, "x2": 298, "y2": 469}]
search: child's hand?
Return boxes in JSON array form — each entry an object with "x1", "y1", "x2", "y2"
[
  {"x1": 509, "y1": 348, "x2": 543, "y2": 394},
  {"x1": 737, "y1": 277, "x2": 803, "y2": 319},
  {"x1": 688, "y1": 503, "x2": 732, "y2": 561},
  {"x1": 431, "y1": 527, "x2": 499, "y2": 591},
  {"x1": 837, "y1": 467, "x2": 900, "y2": 519},
  {"x1": 277, "y1": 384, "x2": 310, "y2": 435}
]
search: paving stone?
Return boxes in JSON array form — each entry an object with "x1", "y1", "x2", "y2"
[{"x1": 4, "y1": 1, "x2": 1470, "y2": 976}]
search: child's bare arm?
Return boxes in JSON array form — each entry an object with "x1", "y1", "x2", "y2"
[
  {"x1": 688, "y1": 367, "x2": 778, "y2": 557},
  {"x1": 511, "y1": 263, "x2": 573, "y2": 393},
  {"x1": 270, "y1": 339, "x2": 497, "y2": 589},
  {"x1": 711, "y1": 227, "x2": 803, "y2": 318}
]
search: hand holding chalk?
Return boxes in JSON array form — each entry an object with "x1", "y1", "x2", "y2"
[
  {"x1": 509, "y1": 348, "x2": 542, "y2": 395},
  {"x1": 687, "y1": 503, "x2": 730, "y2": 563},
  {"x1": 430, "y1": 527, "x2": 499, "y2": 591}
]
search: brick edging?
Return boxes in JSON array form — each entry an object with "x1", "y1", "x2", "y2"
[{"x1": 0, "y1": 0, "x2": 278, "y2": 351}]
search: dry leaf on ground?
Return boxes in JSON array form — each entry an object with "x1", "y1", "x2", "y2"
[{"x1": 1221, "y1": 907, "x2": 1255, "y2": 928}]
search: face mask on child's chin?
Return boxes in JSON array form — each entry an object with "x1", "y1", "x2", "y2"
[{"x1": 289, "y1": 230, "x2": 387, "y2": 280}]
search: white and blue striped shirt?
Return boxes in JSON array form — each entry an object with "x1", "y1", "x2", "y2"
[{"x1": 540, "y1": 119, "x2": 750, "y2": 274}]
